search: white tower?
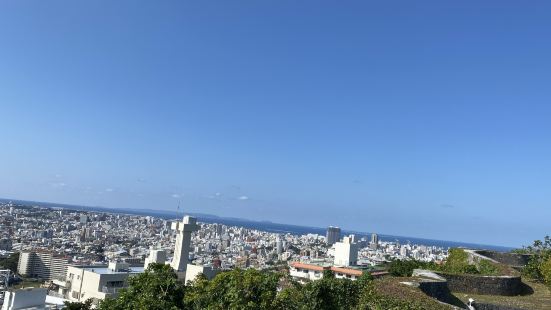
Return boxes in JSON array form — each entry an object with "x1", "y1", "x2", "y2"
[{"x1": 171, "y1": 216, "x2": 199, "y2": 272}]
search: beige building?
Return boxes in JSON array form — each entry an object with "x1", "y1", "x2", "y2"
[
  {"x1": 17, "y1": 251, "x2": 70, "y2": 280},
  {"x1": 54, "y1": 261, "x2": 144, "y2": 305}
]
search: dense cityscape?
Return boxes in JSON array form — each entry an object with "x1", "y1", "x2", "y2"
[
  {"x1": 0, "y1": 200, "x2": 451, "y2": 308},
  {"x1": 2, "y1": 1, "x2": 551, "y2": 309}
]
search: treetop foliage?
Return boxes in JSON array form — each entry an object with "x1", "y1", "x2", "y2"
[{"x1": 82, "y1": 263, "x2": 435, "y2": 310}]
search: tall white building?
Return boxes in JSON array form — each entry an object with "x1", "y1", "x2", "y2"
[
  {"x1": 171, "y1": 216, "x2": 199, "y2": 273},
  {"x1": 333, "y1": 236, "x2": 358, "y2": 267}
]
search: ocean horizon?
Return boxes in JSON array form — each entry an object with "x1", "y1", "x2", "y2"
[{"x1": 1, "y1": 198, "x2": 513, "y2": 252}]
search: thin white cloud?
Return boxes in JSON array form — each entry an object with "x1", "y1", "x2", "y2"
[
  {"x1": 171, "y1": 194, "x2": 181, "y2": 199},
  {"x1": 50, "y1": 182, "x2": 67, "y2": 188},
  {"x1": 105, "y1": 188, "x2": 114, "y2": 192},
  {"x1": 238, "y1": 195, "x2": 249, "y2": 201}
]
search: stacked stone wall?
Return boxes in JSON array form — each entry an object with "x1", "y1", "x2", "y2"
[
  {"x1": 436, "y1": 272, "x2": 522, "y2": 296},
  {"x1": 474, "y1": 250, "x2": 531, "y2": 267}
]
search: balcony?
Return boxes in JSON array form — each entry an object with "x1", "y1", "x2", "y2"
[{"x1": 52, "y1": 277, "x2": 69, "y2": 287}]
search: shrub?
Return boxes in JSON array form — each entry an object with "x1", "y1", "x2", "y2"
[{"x1": 539, "y1": 256, "x2": 551, "y2": 286}]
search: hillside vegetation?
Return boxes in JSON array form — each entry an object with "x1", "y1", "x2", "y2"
[{"x1": 66, "y1": 263, "x2": 450, "y2": 310}]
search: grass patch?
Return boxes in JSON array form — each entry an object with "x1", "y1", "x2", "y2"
[{"x1": 374, "y1": 277, "x2": 459, "y2": 309}]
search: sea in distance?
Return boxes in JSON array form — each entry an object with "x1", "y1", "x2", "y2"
[{"x1": 1, "y1": 198, "x2": 513, "y2": 252}]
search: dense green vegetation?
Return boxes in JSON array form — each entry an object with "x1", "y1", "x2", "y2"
[
  {"x1": 519, "y1": 236, "x2": 551, "y2": 287},
  {"x1": 388, "y1": 248, "x2": 499, "y2": 277},
  {"x1": 64, "y1": 299, "x2": 93, "y2": 310},
  {"x1": 387, "y1": 259, "x2": 436, "y2": 277},
  {"x1": 0, "y1": 252, "x2": 19, "y2": 273},
  {"x1": 86, "y1": 263, "x2": 438, "y2": 310}
]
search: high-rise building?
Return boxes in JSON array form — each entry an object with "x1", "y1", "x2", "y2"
[
  {"x1": 276, "y1": 236, "x2": 283, "y2": 255},
  {"x1": 326, "y1": 226, "x2": 341, "y2": 246},
  {"x1": 370, "y1": 233, "x2": 379, "y2": 250},
  {"x1": 17, "y1": 251, "x2": 70, "y2": 280},
  {"x1": 171, "y1": 216, "x2": 199, "y2": 273},
  {"x1": 333, "y1": 236, "x2": 358, "y2": 267},
  {"x1": 400, "y1": 245, "x2": 409, "y2": 257}
]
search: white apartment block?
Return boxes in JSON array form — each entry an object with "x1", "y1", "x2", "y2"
[
  {"x1": 17, "y1": 251, "x2": 70, "y2": 280},
  {"x1": 333, "y1": 236, "x2": 358, "y2": 267}
]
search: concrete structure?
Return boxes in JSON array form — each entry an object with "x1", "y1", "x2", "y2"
[
  {"x1": 17, "y1": 251, "x2": 69, "y2": 280},
  {"x1": 58, "y1": 262, "x2": 144, "y2": 304},
  {"x1": 184, "y1": 264, "x2": 219, "y2": 284},
  {"x1": 326, "y1": 226, "x2": 341, "y2": 246},
  {"x1": 334, "y1": 236, "x2": 358, "y2": 267},
  {"x1": 1, "y1": 288, "x2": 54, "y2": 310},
  {"x1": 171, "y1": 216, "x2": 199, "y2": 273},
  {"x1": 144, "y1": 249, "x2": 166, "y2": 270}
]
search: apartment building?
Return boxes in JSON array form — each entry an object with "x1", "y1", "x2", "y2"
[{"x1": 17, "y1": 251, "x2": 70, "y2": 280}]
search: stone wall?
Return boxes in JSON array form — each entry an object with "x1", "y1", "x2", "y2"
[
  {"x1": 436, "y1": 272, "x2": 522, "y2": 296},
  {"x1": 417, "y1": 280, "x2": 452, "y2": 303},
  {"x1": 474, "y1": 250, "x2": 532, "y2": 268},
  {"x1": 411, "y1": 269, "x2": 459, "y2": 305}
]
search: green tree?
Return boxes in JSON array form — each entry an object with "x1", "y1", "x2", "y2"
[
  {"x1": 184, "y1": 268, "x2": 280, "y2": 310},
  {"x1": 521, "y1": 236, "x2": 551, "y2": 283},
  {"x1": 64, "y1": 299, "x2": 93, "y2": 310},
  {"x1": 98, "y1": 263, "x2": 185, "y2": 310},
  {"x1": 540, "y1": 256, "x2": 551, "y2": 286},
  {"x1": 0, "y1": 252, "x2": 20, "y2": 273}
]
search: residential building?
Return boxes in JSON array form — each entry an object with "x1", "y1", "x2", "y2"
[
  {"x1": 58, "y1": 261, "x2": 144, "y2": 305},
  {"x1": 17, "y1": 251, "x2": 70, "y2": 280},
  {"x1": 334, "y1": 236, "x2": 358, "y2": 267}
]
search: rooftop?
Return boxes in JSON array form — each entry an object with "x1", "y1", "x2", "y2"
[{"x1": 79, "y1": 266, "x2": 145, "y2": 275}]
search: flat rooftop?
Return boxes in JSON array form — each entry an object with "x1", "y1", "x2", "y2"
[{"x1": 79, "y1": 266, "x2": 145, "y2": 275}]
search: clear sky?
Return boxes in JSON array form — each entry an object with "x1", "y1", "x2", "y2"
[{"x1": 1, "y1": 1, "x2": 550, "y2": 247}]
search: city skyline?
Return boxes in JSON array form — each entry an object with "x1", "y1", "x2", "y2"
[{"x1": 2, "y1": 1, "x2": 551, "y2": 247}]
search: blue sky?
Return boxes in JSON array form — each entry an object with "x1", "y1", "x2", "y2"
[{"x1": 1, "y1": 1, "x2": 550, "y2": 247}]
